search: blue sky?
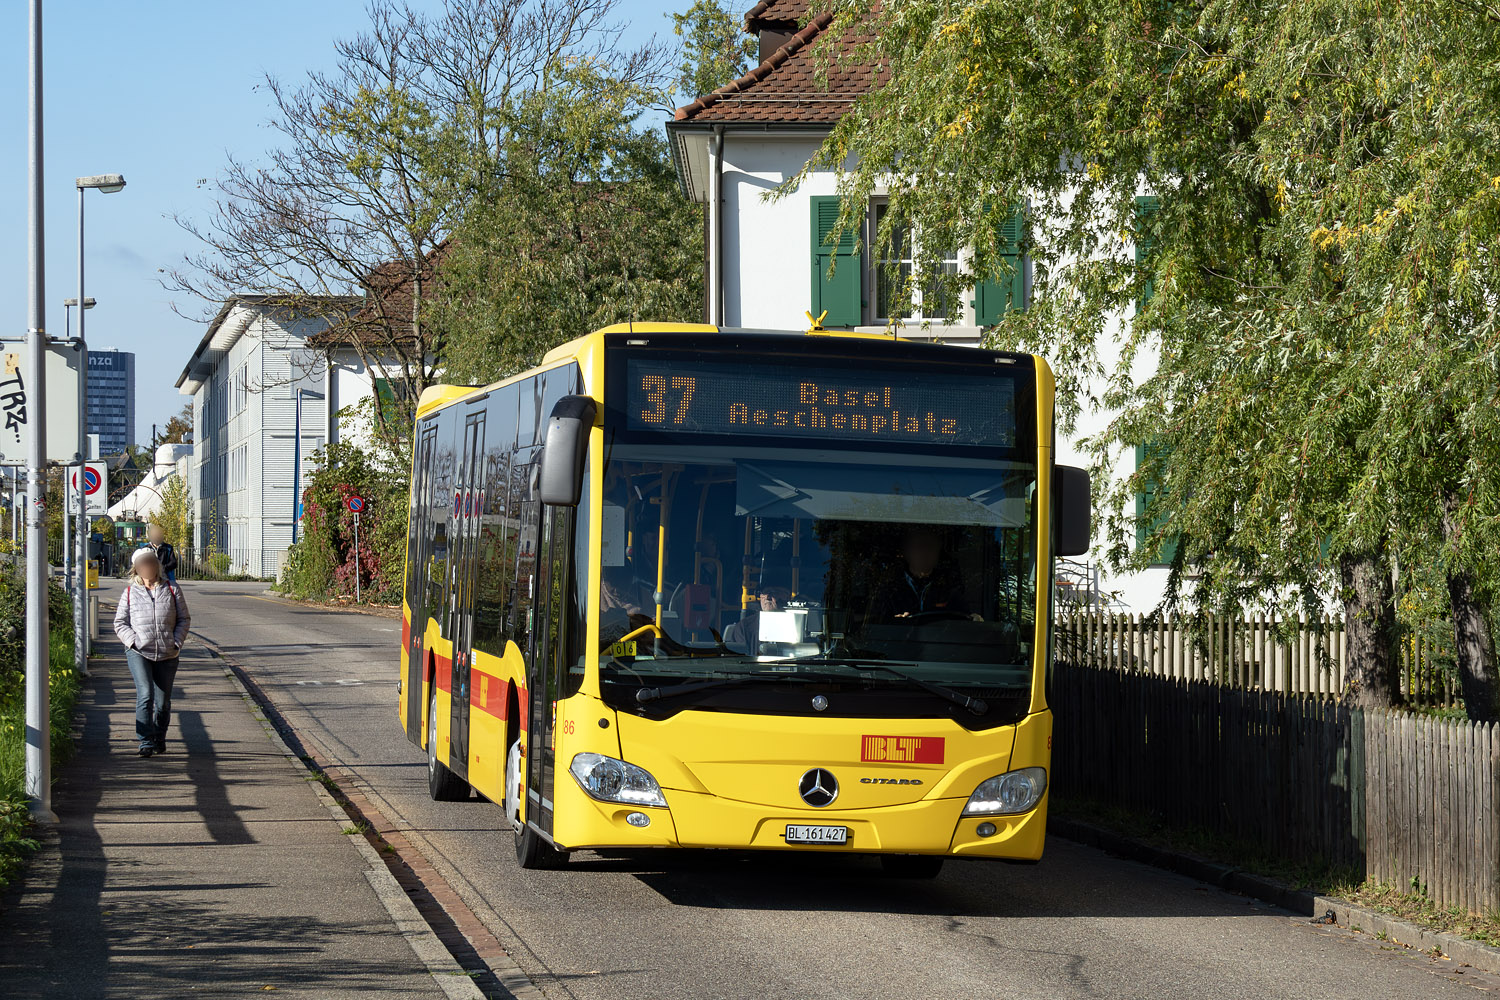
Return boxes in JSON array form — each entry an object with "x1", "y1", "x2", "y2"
[{"x1": 0, "y1": 0, "x2": 687, "y2": 446}]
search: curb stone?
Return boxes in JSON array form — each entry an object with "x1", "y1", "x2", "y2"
[{"x1": 1049, "y1": 817, "x2": 1500, "y2": 976}]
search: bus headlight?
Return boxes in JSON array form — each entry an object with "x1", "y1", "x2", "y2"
[
  {"x1": 961, "y1": 767, "x2": 1047, "y2": 816},
  {"x1": 569, "y1": 752, "x2": 668, "y2": 808}
]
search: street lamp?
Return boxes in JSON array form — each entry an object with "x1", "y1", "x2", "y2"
[
  {"x1": 292, "y1": 388, "x2": 325, "y2": 545},
  {"x1": 62, "y1": 296, "x2": 95, "y2": 339},
  {"x1": 75, "y1": 173, "x2": 126, "y2": 673}
]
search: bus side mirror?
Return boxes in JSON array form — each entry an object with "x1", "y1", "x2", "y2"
[
  {"x1": 1055, "y1": 465, "x2": 1091, "y2": 557},
  {"x1": 539, "y1": 395, "x2": 597, "y2": 506}
]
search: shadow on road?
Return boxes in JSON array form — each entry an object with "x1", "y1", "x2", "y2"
[{"x1": 444, "y1": 837, "x2": 1268, "y2": 920}]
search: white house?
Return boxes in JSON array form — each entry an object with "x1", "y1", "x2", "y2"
[
  {"x1": 666, "y1": 0, "x2": 1164, "y2": 610},
  {"x1": 174, "y1": 295, "x2": 376, "y2": 578}
]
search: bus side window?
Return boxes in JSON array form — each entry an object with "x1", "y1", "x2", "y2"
[
  {"x1": 426, "y1": 406, "x2": 458, "y2": 633},
  {"x1": 511, "y1": 375, "x2": 540, "y2": 650},
  {"x1": 406, "y1": 420, "x2": 438, "y2": 617},
  {"x1": 512, "y1": 459, "x2": 540, "y2": 652},
  {"x1": 473, "y1": 387, "x2": 519, "y2": 656}
]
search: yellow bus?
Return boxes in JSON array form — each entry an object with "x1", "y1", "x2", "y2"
[{"x1": 399, "y1": 323, "x2": 1089, "y2": 876}]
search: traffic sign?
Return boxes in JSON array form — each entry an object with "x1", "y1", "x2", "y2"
[
  {"x1": 345, "y1": 495, "x2": 365, "y2": 513},
  {"x1": 65, "y1": 461, "x2": 107, "y2": 516}
]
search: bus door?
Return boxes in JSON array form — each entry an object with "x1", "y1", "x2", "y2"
[
  {"x1": 405, "y1": 421, "x2": 440, "y2": 742},
  {"x1": 513, "y1": 455, "x2": 558, "y2": 835},
  {"x1": 447, "y1": 404, "x2": 487, "y2": 777}
]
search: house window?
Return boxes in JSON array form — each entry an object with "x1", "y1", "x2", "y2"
[
  {"x1": 231, "y1": 364, "x2": 249, "y2": 416},
  {"x1": 870, "y1": 200, "x2": 959, "y2": 323}
]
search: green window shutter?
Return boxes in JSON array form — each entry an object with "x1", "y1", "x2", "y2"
[
  {"x1": 1134, "y1": 442, "x2": 1179, "y2": 566},
  {"x1": 974, "y1": 204, "x2": 1027, "y2": 327},
  {"x1": 374, "y1": 377, "x2": 400, "y2": 428},
  {"x1": 1134, "y1": 195, "x2": 1160, "y2": 315},
  {"x1": 809, "y1": 195, "x2": 862, "y2": 328}
]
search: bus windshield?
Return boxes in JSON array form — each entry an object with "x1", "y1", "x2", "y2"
[{"x1": 597, "y1": 443, "x2": 1038, "y2": 723}]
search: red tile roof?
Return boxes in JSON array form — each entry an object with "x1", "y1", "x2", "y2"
[
  {"x1": 744, "y1": 0, "x2": 807, "y2": 29},
  {"x1": 308, "y1": 242, "x2": 449, "y2": 350},
  {"x1": 672, "y1": 10, "x2": 878, "y2": 126}
]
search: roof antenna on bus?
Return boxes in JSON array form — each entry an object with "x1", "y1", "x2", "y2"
[{"x1": 805, "y1": 310, "x2": 827, "y2": 335}]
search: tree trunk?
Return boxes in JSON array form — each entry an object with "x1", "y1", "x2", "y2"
[
  {"x1": 1340, "y1": 550, "x2": 1399, "y2": 710},
  {"x1": 1443, "y1": 495, "x2": 1500, "y2": 720}
]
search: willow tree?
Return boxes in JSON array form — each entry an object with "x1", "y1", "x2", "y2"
[{"x1": 794, "y1": 0, "x2": 1500, "y2": 717}]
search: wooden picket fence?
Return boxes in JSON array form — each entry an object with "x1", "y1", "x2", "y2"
[
  {"x1": 1057, "y1": 610, "x2": 1459, "y2": 708},
  {"x1": 1364, "y1": 710, "x2": 1500, "y2": 913},
  {"x1": 1050, "y1": 661, "x2": 1500, "y2": 914}
]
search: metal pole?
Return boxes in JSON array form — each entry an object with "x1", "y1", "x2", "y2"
[
  {"x1": 292, "y1": 390, "x2": 302, "y2": 545},
  {"x1": 63, "y1": 469, "x2": 71, "y2": 590},
  {"x1": 353, "y1": 511, "x2": 360, "y2": 602},
  {"x1": 75, "y1": 188, "x2": 88, "y2": 673},
  {"x1": 25, "y1": 0, "x2": 55, "y2": 823}
]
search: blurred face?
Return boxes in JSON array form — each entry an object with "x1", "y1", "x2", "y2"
[
  {"x1": 136, "y1": 555, "x2": 160, "y2": 584},
  {"x1": 902, "y1": 532, "x2": 942, "y2": 578},
  {"x1": 147, "y1": 525, "x2": 164, "y2": 544},
  {"x1": 759, "y1": 587, "x2": 791, "y2": 611}
]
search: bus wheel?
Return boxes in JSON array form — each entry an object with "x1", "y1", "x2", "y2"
[
  {"x1": 880, "y1": 855, "x2": 945, "y2": 879},
  {"x1": 427, "y1": 690, "x2": 470, "y2": 802},
  {"x1": 508, "y1": 738, "x2": 568, "y2": 870}
]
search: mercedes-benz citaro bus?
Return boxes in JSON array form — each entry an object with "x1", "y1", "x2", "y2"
[{"x1": 399, "y1": 323, "x2": 1090, "y2": 877}]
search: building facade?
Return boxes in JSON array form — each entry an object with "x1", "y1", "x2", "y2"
[
  {"x1": 666, "y1": 0, "x2": 1162, "y2": 610},
  {"x1": 175, "y1": 297, "x2": 367, "y2": 578},
  {"x1": 86, "y1": 349, "x2": 135, "y2": 455}
]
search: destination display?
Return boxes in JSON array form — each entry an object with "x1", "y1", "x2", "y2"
[{"x1": 625, "y1": 358, "x2": 1017, "y2": 448}]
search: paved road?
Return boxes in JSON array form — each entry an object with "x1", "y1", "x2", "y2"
[{"x1": 181, "y1": 580, "x2": 1494, "y2": 1000}]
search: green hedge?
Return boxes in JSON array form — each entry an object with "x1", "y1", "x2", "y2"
[
  {"x1": 0, "y1": 578, "x2": 81, "y2": 888},
  {"x1": 279, "y1": 440, "x2": 408, "y2": 604}
]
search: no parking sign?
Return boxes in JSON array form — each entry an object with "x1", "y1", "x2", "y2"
[
  {"x1": 346, "y1": 495, "x2": 365, "y2": 600},
  {"x1": 66, "y1": 461, "x2": 107, "y2": 516}
]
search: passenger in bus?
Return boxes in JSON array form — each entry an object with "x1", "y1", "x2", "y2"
[
  {"x1": 868, "y1": 527, "x2": 977, "y2": 622},
  {"x1": 722, "y1": 578, "x2": 793, "y2": 656}
]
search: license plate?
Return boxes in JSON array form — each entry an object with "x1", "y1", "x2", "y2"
[{"x1": 785, "y1": 824, "x2": 848, "y2": 845}]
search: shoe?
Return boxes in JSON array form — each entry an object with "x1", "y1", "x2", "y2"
[
  {"x1": 154, "y1": 740, "x2": 167, "y2": 754},
  {"x1": 137, "y1": 746, "x2": 154, "y2": 758}
]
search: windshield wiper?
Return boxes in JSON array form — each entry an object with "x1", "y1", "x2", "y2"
[
  {"x1": 634, "y1": 670, "x2": 807, "y2": 705},
  {"x1": 770, "y1": 658, "x2": 991, "y2": 717}
]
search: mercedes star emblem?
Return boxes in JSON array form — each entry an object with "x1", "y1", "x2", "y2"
[
  {"x1": 811, "y1": 694, "x2": 829, "y2": 712},
  {"x1": 799, "y1": 767, "x2": 839, "y2": 807}
]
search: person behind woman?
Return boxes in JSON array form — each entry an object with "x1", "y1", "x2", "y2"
[
  {"x1": 145, "y1": 522, "x2": 178, "y2": 584},
  {"x1": 113, "y1": 547, "x2": 190, "y2": 757}
]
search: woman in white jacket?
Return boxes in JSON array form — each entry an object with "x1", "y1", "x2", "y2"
[{"x1": 113, "y1": 547, "x2": 190, "y2": 757}]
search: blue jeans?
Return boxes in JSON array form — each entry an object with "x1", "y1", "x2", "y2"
[{"x1": 125, "y1": 648, "x2": 178, "y2": 750}]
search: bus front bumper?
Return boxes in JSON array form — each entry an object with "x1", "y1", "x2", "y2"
[{"x1": 552, "y1": 780, "x2": 1048, "y2": 860}]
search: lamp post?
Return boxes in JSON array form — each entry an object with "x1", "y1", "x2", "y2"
[
  {"x1": 75, "y1": 173, "x2": 126, "y2": 673},
  {"x1": 58, "y1": 298, "x2": 94, "y2": 603},
  {"x1": 25, "y1": 0, "x2": 56, "y2": 823},
  {"x1": 291, "y1": 388, "x2": 324, "y2": 546}
]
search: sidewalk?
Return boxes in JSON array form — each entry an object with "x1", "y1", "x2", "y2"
[{"x1": 0, "y1": 626, "x2": 471, "y2": 999}]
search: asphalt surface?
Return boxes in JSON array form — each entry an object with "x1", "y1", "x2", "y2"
[{"x1": 181, "y1": 580, "x2": 1497, "y2": 1000}]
